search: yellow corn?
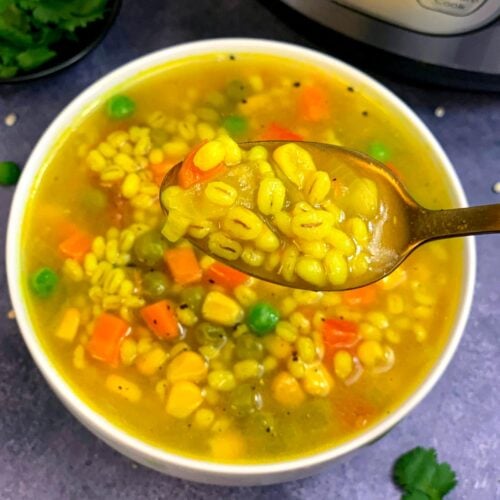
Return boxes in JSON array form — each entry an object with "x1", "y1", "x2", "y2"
[
  {"x1": 302, "y1": 364, "x2": 333, "y2": 397},
  {"x1": 279, "y1": 296, "x2": 297, "y2": 316},
  {"x1": 273, "y1": 211, "x2": 293, "y2": 237},
  {"x1": 257, "y1": 177, "x2": 286, "y2": 215},
  {"x1": 166, "y1": 351, "x2": 208, "y2": 383},
  {"x1": 357, "y1": 340, "x2": 384, "y2": 367},
  {"x1": 289, "y1": 312, "x2": 311, "y2": 335},
  {"x1": 291, "y1": 210, "x2": 333, "y2": 240},
  {"x1": 163, "y1": 140, "x2": 190, "y2": 159},
  {"x1": 170, "y1": 341, "x2": 190, "y2": 359},
  {"x1": 345, "y1": 217, "x2": 369, "y2": 246},
  {"x1": 210, "y1": 430, "x2": 246, "y2": 461},
  {"x1": 177, "y1": 307, "x2": 198, "y2": 327},
  {"x1": 359, "y1": 322, "x2": 382, "y2": 341},
  {"x1": 323, "y1": 249, "x2": 348, "y2": 285},
  {"x1": 299, "y1": 240, "x2": 328, "y2": 259},
  {"x1": 296, "y1": 337, "x2": 316, "y2": 363},
  {"x1": 105, "y1": 375, "x2": 141, "y2": 402},
  {"x1": 120, "y1": 338, "x2": 137, "y2": 366},
  {"x1": 73, "y1": 344, "x2": 86, "y2": 369},
  {"x1": 193, "y1": 408, "x2": 215, "y2": 429},
  {"x1": 62, "y1": 259, "x2": 84, "y2": 282},
  {"x1": 166, "y1": 381, "x2": 203, "y2": 418},
  {"x1": 295, "y1": 256, "x2": 327, "y2": 287},
  {"x1": 321, "y1": 292, "x2": 342, "y2": 308},
  {"x1": 413, "y1": 323, "x2": 427, "y2": 342},
  {"x1": 367, "y1": 311, "x2": 389, "y2": 329},
  {"x1": 202, "y1": 291, "x2": 244, "y2": 326},
  {"x1": 233, "y1": 285, "x2": 257, "y2": 307},
  {"x1": 293, "y1": 290, "x2": 322, "y2": 305},
  {"x1": 387, "y1": 293, "x2": 404, "y2": 314},
  {"x1": 55, "y1": 308, "x2": 80, "y2": 342},
  {"x1": 121, "y1": 173, "x2": 141, "y2": 199},
  {"x1": 385, "y1": 328, "x2": 401, "y2": 344},
  {"x1": 217, "y1": 134, "x2": 242, "y2": 165},
  {"x1": 197, "y1": 122, "x2": 216, "y2": 141},
  {"x1": 136, "y1": 345, "x2": 169, "y2": 376},
  {"x1": 233, "y1": 360, "x2": 263, "y2": 381},
  {"x1": 223, "y1": 207, "x2": 263, "y2": 240},
  {"x1": 324, "y1": 228, "x2": 355, "y2": 256},
  {"x1": 279, "y1": 245, "x2": 299, "y2": 282},
  {"x1": 334, "y1": 350, "x2": 353, "y2": 379},
  {"x1": 208, "y1": 369, "x2": 236, "y2": 391},
  {"x1": 247, "y1": 145, "x2": 268, "y2": 161},
  {"x1": 272, "y1": 143, "x2": 316, "y2": 189},
  {"x1": 194, "y1": 140, "x2": 226, "y2": 171},
  {"x1": 304, "y1": 171, "x2": 331, "y2": 205},
  {"x1": 241, "y1": 247, "x2": 265, "y2": 267},
  {"x1": 287, "y1": 356, "x2": 306, "y2": 379},
  {"x1": 276, "y1": 321, "x2": 298, "y2": 343},
  {"x1": 271, "y1": 371, "x2": 305, "y2": 407},
  {"x1": 263, "y1": 334, "x2": 292, "y2": 359},
  {"x1": 263, "y1": 355, "x2": 278, "y2": 373},
  {"x1": 204, "y1": 181, "x2": 237, "y2": 206}
]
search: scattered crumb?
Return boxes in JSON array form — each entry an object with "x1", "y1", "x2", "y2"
[
  {"x1": 7, "y1": 309, "x2": 15, "y2": 319},
  {"x1": 434, "y1": 106, "x2": 445, "y2": 118},
  {"x1": 493, "y1": 181, "x2": 500, "y2": 194},
  {"x1": 4, "y1": 113, "x2": 17, "y2": 127}
]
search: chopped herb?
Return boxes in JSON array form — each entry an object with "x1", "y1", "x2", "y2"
[
  {"x1": 393, "y1": 447, "x2": 457, "y2": 500},
  {"x1": 0, "y1": 0, "x2": 109, "y2": 78}
]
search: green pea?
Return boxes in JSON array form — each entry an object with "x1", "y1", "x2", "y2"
[
  {"x1": 246, "y1": 303, "x2": 280, "y2": 336},
  {"x1": 142, "y1": 271, "x2": 170, "y2": 299},
  {"x1": 180, "y1": 286, "x2": 205, "y2": 313},
  {"x1": 222, "y1": 116, "x2": 248, "y2": 137},
  {"x1": 195, "y1": 322, "x2": 227, "y2": 349},
  {"x1": 133, "y1": 230, "x2": 165, "y2": 267},
  {"x1": 81, "y1": 187, "x2": 108, "y2": 212},
  {"x1": 229, "y1": 383, "x2": 263, "y2": 418},
  {"x1": 150, "y1": 127, "x2": 169, "y2": 147},
  {"x1": 106, "y1": 95, "x2": 136, "y2": 120},
  {"x1": 235, "y1": 333, "x2": 264, "y2": 361},
  {"x1": 0, "y1": 161, "x2": 21, "y2": 185},
  {"x1": 30, "y1": 267, "x2": 58, "y2": 297},
  {"x1": 245, "y1": 411, "x2": 276, "y2": 436},
  {"x1": 225, "y1": 80, "x2": 250, "y2": 102},
  {"x1": 368, "y1": 141, "x2": 391, "y2": 163}
]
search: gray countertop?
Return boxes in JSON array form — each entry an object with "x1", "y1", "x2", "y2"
[{"x1": 0, "y1": 1, "x2": 499, "y2": 498}]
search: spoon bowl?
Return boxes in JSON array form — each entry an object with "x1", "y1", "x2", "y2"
[{"x1": 160, "y1": 141, "x2": 499, "y2": 291}]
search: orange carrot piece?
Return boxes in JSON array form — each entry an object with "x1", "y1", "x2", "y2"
[
  {"x1": 205, "y1": 262, "x2": 248, "y2": 289},
  {"x1": 140, "y1": 299, "x2": 179, "y2": 339},
  {"x1": 260, "y1": 122, "x2": 303, "y2": 141},
  {"x1": 150, "y1": 159, "x2": 177, "y2": 186},
  {"x1": 178, "y1": 142, "x2": 227, "y2": 189},
  {"x1": 342, "y1": 285, "x2": 377, "y2": 306},
  {"x1": 298, "y1": 84, "x2": 330, "y2": 122},
  {"x1": 164, "y1": 247, "x2": 202, "y2": 285},
  {"x1": 322, "y1": 318, "x2": 359, "y2": 360},
  {"x1": 59, "y1": 230, "x2": 92, "y2": 262},
  {"x1": 87, "y1": 313, "x2": 130, "y2": 366}
]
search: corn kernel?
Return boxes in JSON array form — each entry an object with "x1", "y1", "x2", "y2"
[
  {"x1": 263, "y1": 334, "x2": 292, "y2": 359},
  {"x1": 276, "y1": 321, "x2": 298, "y2": 343},
  {"x1": 302, "y1": 364, "x2": 333, "y2": 396},
  {"x1": 202, "y1": 291, "x2": 244, "y2": 326},
  {"x1": 334, "y1": 350, "x2": 353, "y2": 379},
  {"x1": 55, "y1": 308, "x2": 80, "y2": 342},
  {"x1": 296, "y1": 336, "x2": 316, "y2": 363},
  {"x1": 194, "y1": 140, "x2": 226, "y2": 171},
  {"x1": 73, "y1": 344, "x2": 86, "y2": 369},
  {"x1": 357, "y1": 340, "x2": 384, "y2": 367},
  {"x1": 166, "y1": 351, "x2": 208, "y2": 383},
  {"x1": 241, "y1": 246, "x2": 265, "y2": 267},
  {"x1": 234, "y1": 285, "x2": 257, "y2": 307},
  {"x1": 120, "y1": 338, "x2": 137, "y2": 366},
  {"x1": 271, "y1": 371, "x2": 305, "y2": 407},
  {"x1": 166, "y1": 381, "x2": 203, "y2": 418},
  {"x1": 193, "y1": 408, "x2": 215, "y2": 429},
  {"x1": 263, "y1": 355, "x2": 278, "y2": 373},
  {"x1": 233, "y1": 359, "x2": 263, "y2": 380},
  {"x1": 359, "y1": 322, "x2": 382, "y2": 341},
  {"x1": 208, "y1": 369, "x2": 236, "y2": 391},
  {"x1": 105, "y1": 375, "x2": 141, "y2": 402},
  {"x1": 136, "y1": 345, "x2": 169, "y2": 376}
]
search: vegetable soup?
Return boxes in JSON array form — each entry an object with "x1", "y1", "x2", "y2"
[{"x1": 22, "y1": 53, "x2": 463, "y2": 463}]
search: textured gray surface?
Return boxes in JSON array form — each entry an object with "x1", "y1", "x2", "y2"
[{"x1": 0, "y1": 1, "x2": 499, "y2": 499}]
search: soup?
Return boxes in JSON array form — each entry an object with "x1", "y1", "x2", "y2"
[{"x1": 22, "y1": 53, "x2": 463, "y2": 463}]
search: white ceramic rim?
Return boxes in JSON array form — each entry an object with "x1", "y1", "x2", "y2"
[{"x1": 6, "y1": 38, "x2": 476, "y2": 479}]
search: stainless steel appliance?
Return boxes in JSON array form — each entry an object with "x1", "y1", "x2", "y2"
[{"x1": 280, "y1": 0, "x2": 500, "y2": 90}]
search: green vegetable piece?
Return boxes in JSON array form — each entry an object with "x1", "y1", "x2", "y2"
[
  {"x1": 30, "y1": 267, "x2": 58, "y2": 297},
  {"x1": 81, "y1": 187, "x2": 108, "y2": 212},
  {"x1": 133, "y1": 230, "x2": 165, "y2": 267},
  {"x1": 180, "y1": 286, "x2": 205, "y2": 313},
  {"x1": 16, "y1": 48, "x2": 56, "y2": 71},
  {"x1": 393, "y1": 447, "x2": 457, "y2": 500},
  {"x1": 246, "y1": 302, "x2": 280, "y2": 336},
  {"x1": 222, "y1": 115, "x2": 248, "y2": 137},
  {"x1": 235, "y1": 334, "x2": 264, "y2": 361},
  {"x1": 195, "y1": 322, "x2": 227, "y2": 348},
  {"x1": 229, "y1": 383, "x2": 262, "y2": 418},
  {"x1": 142, "y1": 271, "x2": 170, "y2": 299},
  {"x1": 106, "y1": 95, "x2": 136, "y2": 120},
  {"x1": 368, "y1": 141, "x2": 391, "y2": 162},
  {"x1": 0, "y1": 161, "x2": 21, "y2": 185}
]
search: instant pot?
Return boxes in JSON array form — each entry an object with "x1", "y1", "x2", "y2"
[{"x1": 279, "y1": 0, "x2": 500, "y2": 90}]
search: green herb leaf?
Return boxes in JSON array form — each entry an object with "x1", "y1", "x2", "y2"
[
  {"x1": 393, "y1": 447, "x2": 457, "y2": 500},
  {"x1": 16, "y1": 46, "x2": 55, "y2": 70}
]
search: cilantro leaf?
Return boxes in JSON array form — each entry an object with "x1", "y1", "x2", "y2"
[
  {"x1": 393, "y1": 447, "x2": 457, "y2": 500},
  {"x1": 16, "y1": 46, "x2": 56, "y2": 70}
]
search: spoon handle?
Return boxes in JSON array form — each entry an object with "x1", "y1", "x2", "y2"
[{"x1": 410, "y1": 204, "x2": 500, "y2": 244}]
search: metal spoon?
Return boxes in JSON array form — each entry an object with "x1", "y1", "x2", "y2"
[{"x1": 160, "y1": 141, "x2": 499, "y2": 291}]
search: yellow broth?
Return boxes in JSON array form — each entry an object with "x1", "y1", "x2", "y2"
[{"x1": 22, "y1": 53, "x2": 463, "y2": 463}]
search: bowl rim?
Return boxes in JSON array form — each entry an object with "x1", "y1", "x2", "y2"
[{"x1": 6, "y1": 37, "x2": 476, "y2": 479}]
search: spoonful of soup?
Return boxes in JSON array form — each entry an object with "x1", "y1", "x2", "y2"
[{"x1": 159, "y1": 140, "x2": 499, "y2": 291}]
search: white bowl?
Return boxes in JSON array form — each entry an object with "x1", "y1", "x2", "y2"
[{"x1": 6, "y1": 38, "x2": 476, "y2": 486}]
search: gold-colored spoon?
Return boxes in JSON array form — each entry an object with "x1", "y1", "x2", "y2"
[{"x1": 160, "y1": 141, "x2": 499, "y2": 291}]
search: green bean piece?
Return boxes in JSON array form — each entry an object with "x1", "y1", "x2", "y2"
[
  {"x1": 0, "y1": 161, "x2": 21, "y2": 185},
  {"x1": 195, "y1": 322, "x2": 227, "y2": 349},
  {"x1": 229, "y1": 384, "x2": 263, "y2": 418},
  {"x1": 133, "y1": 230, "x2": 165, "y2": 267},
  {"x1": 106, "y1": 95, "x2": 136, "y2": 120},
  {"x1": 246, "y1": 303, "x2": 280, "y2": 336},
  {"x1": 368, "y1": 141, "x2": 391, "y2": 162},
  {"x1": 180, "y1": 286, "x2": 205, "y2": 313},
  {"x1": 235, "y1": 333, "x2": 264, "y2": 361},
  {"x1": 222, "y1": 116, "x2": 248, "y2": 137},
  {"x1": 142, "y1": 271, "x2": 170, "y2": 299},
  {"x1": 30, "y1": 267, "x2": 58, "y2": 297},
  {"x1": 225, "y1": 80, "x2": 250, "y2": 102}
]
